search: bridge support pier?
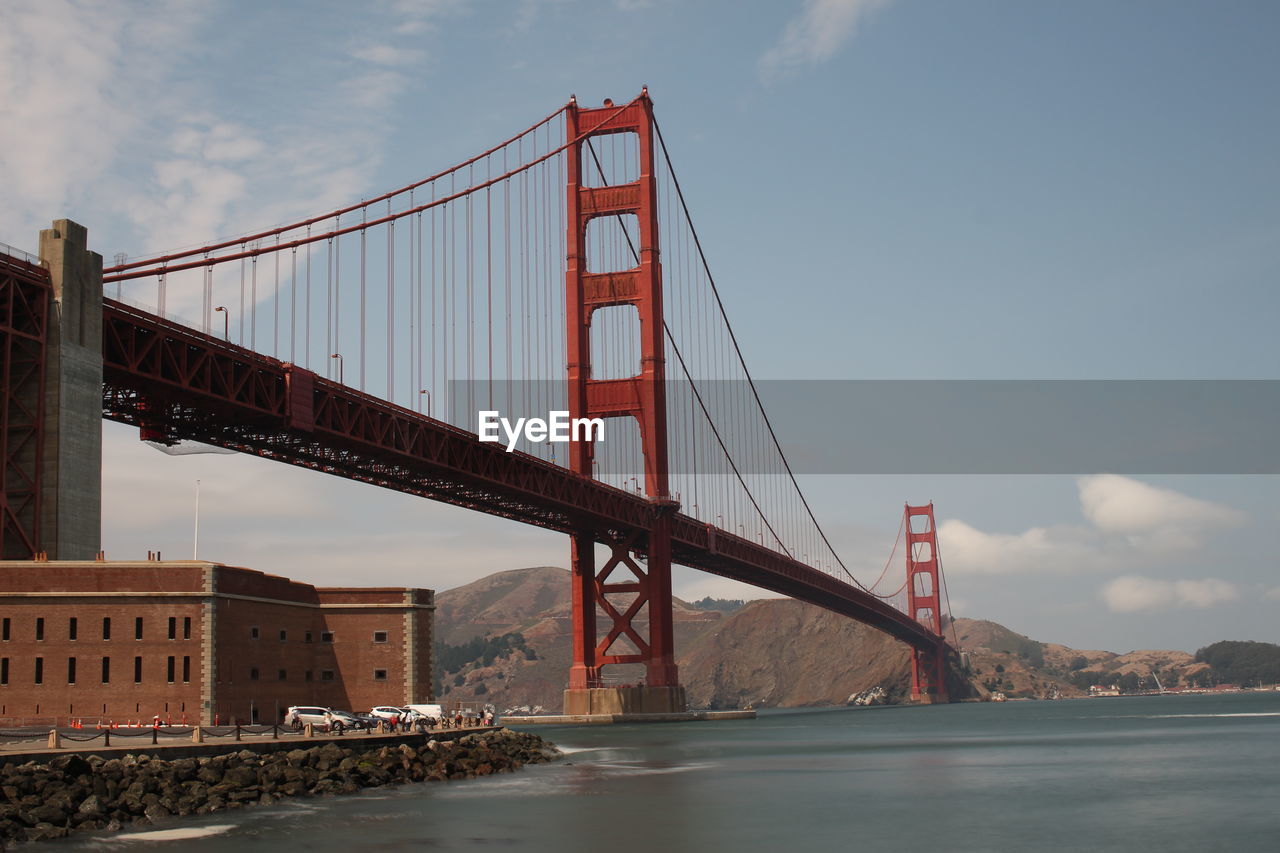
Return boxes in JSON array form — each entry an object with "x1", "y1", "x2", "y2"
[{"x1": 33, "y1": 221, "x2": 102, "y2": 560}]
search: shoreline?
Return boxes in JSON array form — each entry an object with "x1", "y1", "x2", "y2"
[{"x1": 0, "y1": 728, "x2": 560, "y2": 848}]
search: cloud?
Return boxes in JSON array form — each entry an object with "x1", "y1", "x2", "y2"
[
  {"x1": 0, "y1": 0, "x2": 207, "y2": 246},
  {"x1": 759, "y1": 0, "x2": 893, "y2": 81},
  {"x1": 1101, "y1": 576, "x2": 1238, "y2": 613},
  {"x1": 938, "y1": 519, "x2": 1101, "y2": 575},
  {"x1": 939, "y1": 475, "x2": 1245, "y2": 575},
  {"x1": 1078, "y1": 474, "x2": 1246, "y2": 548}
]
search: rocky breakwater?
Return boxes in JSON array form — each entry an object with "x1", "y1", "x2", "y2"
[{"x1": 0, "y1": 730, "x2": 559, "y2": 847}]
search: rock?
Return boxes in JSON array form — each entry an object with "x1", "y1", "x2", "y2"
[
  {"x1": 77, "y1": 795, "x2": 107, "y2": 817},
  {"x1": 143, "y1": 802, "x2": 172, "y2": 823},
  {"x1": 50, "y1": 755, "x2": 93, "y2": 779}
]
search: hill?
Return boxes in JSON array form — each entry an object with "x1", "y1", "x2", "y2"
[{"x1": 432, "y1": 568, "x2": 1260, "y2": 711}]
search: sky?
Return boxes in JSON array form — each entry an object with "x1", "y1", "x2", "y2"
[{"x1": 2, "y1": 0, "x2": 1278, "y2": 655}]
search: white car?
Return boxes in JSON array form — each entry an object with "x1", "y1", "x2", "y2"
[
  {"x1": 285, "y1": 706, "x2": 331, "y2": 728},
  {"x1": 368, "y1": 706, "x2": 405, "y2": 720}
]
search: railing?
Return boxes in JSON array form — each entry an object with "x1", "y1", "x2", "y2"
[
  {"x1": 0, "y1": 718, "x2": 498, "y2": 752},
  {"x1": 0, "y1": 241, "x2": 44, "y2": 269}
]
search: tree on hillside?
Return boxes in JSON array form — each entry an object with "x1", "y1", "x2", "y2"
[{"x1": 1195, "y1": 640, "x2": 1280, "y2": 686}]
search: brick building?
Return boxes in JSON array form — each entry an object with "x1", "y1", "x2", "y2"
[{"x1": 0, "y1": 559, "x2": 434, "y2": 726}]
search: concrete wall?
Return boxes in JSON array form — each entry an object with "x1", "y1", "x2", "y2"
[{"x1": 37, "y1": 220, "x2": 102, "y2": 560}]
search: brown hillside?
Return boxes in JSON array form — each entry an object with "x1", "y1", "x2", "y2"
[{"x1": 679, "y1": 599, "x2": 912, "y2": 708}]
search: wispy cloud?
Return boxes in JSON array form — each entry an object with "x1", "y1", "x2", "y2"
[
  {"x1": 759, "y1": 0, "x2": 893, "y2": 81},
  {"x1": 939, "y1": 475, "x2": 1245, "y2": 575},
  {"x1": 1101, "y1": 576, "x2": 1238, "y2": 614},
  {"x1": 0, "y1": 0, "x2": 207, "y2": 248}
]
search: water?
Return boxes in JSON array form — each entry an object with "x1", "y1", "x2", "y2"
[{"x1": 64, "y1": 691, "x2": 1280, "y2": 852}]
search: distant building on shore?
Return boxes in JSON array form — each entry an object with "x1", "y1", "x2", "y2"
[{"x1": 0, "y1": 559, "x2": 434, "y2": 726}]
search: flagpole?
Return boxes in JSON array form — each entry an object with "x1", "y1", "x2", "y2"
[{"x1": 193, "y1": 479, "x2": 201, "y2": 560}]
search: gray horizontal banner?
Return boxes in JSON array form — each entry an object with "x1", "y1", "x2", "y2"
[{"x1": 444, "y1": 380, "x2": 1279, "y2": 475}]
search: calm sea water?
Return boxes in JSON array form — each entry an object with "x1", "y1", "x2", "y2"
[{"x1": 65, "y1": 691, "x2": 1280, "y2": 852}]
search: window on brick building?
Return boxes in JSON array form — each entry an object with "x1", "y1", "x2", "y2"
[
  {"x1": 251, "y1": 626, "x2": 260, "y2": 640},
  {"x1": 182, "y1": 656, "x2": 190, "y2": 683},
  {"x1": 134, "y1": 656, "x2": 142, "y2": 683},
  {"x1": 135, "y1": 617, "x2": 144, "y2": 640},
  {"x1": 0, "y1": 657, "x2": 8, "y2": 684},
  {"x1": 167, "y1": 656, "x2": 175, "y2": 683},
  {"x1": 305, "y1": 670, "x2": 313, "y2": 682},
  {"x1": 321, "y1": 670, "x2": 335, "y2": 681},
  {"x1": 279, "y1": 629, "x2": 287, "y2": 642},
  {"x1": 34, "y1": 657, "x2": 43, "y2": 684},
  {"x1": 278, "y1": 669, "x2": 287, "y2": 681},
  {"x1": 372, "y1": 631, "x2": 388, "y2": 644},
  {"x1": 35, "y1": 618, "x2": 44, "y2": 641},
  {"x1": 304, "y1": 631, "x2": 313, "y2": 643},
  {"x1": 1, "y1": 618, "x2": 9, "y2": 641},
  {"x1": 321, "y1": 632, "x2": 334, "y2": 643},
  {"x1": 250, "y1": 667, "x2": 260, "y2": 681},
  {"x1": 373, "y1": 669, "x2": 388, "y2": 681},
  {"x1": 183, "y1": 617, "x2": 191, "y2": 639},
  {"x1": 68, "y1": 617, "x2": 77, "y2": 641},
  {"x1": 168, "y1": 617, "x2": 176, "y2": 640},
  {"x1": 67, "y1": 657, "x2": 76, "y2": 684},
  {"x1": 101, "y1": 657, "x2": 110, "y2": 683},
  {"x1": 102, "y1": 618, "x2": 111, "y2": 640}
]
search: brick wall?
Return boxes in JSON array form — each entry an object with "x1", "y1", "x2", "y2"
[{"x1": 0, "y1": 561, "x2": 434, "y2": 726}]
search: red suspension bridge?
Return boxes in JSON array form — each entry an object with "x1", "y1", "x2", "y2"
[{"x1": 1, "y1": 91, "x2": 958, "y2": 710}]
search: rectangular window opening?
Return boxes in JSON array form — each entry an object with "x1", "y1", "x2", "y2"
[{"x1": 68, "y1": 617, "x2": 77, "y2": 641}]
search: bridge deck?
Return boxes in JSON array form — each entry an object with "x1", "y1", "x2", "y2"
[{"x1": 101, "y1": 299, "x2": 945, "y2": 653}]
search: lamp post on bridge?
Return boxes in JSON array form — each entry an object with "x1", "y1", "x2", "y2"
[
  {"x1": 330, "y1": 353, "x2": 343, "y2": 385},
  {"x1": 419, "y1": 389, "x2": 431, "y2": 418},
  {"x1": 214, "y1": 305, "x2": 228, "y2": 340}
]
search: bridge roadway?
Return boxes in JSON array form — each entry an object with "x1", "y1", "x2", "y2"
[{"x1": 102, "y1": 298, "x2": 942, "y2": 654}]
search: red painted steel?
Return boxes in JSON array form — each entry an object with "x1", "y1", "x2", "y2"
[
  {"x1": 99, "y1": 298, "x2": 945, "y2": 655},
  {"x1": 905, "y1": 503, "x2": 949, "y2": 701},
  {"x1": 565, "y1": 92, "x2": 678, "y2": 689},
  {"x1": 0, "y1": 251, "x2": 50, "y2": 559}
]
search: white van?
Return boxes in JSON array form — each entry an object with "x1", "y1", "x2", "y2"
[{"x1": 402, "y1": 704, "x2": 443, "y2": 722}]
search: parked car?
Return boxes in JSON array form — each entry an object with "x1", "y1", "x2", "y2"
[
  {"x1": 352, "y1": 712, "x2": 380, "y2": 730},
  {"x1": 328, "y1": 710, "x2": 364, "y2": 731},
  {"x1": 285, "y1": 706, "x2": 331, "y2": 729},
  {"x1": 369, "y1": 706, "x2": 405, "y2": 721}
]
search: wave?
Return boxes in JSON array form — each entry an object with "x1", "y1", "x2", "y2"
[{"x1": 103, "y1": 824, "x2": 237, "y2": 843}]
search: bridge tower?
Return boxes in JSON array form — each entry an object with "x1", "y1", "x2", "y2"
[
  {"x1": 0, "y1": 221, "x2": 102, "y2": 560},
  {"x1": 905, "y1": 502, "x2": 949, "y2": 703},
  {"x1": 563, "y1": 91, "x2": 685, "y2": 715}
]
